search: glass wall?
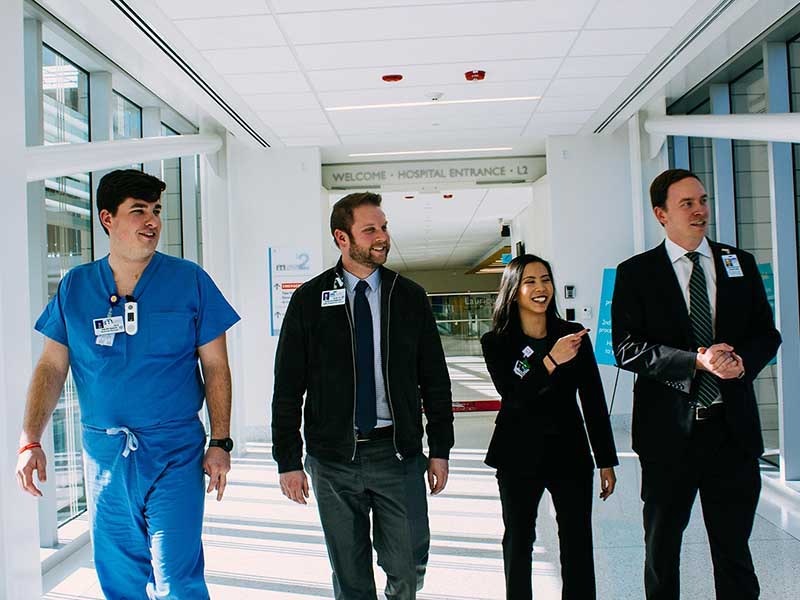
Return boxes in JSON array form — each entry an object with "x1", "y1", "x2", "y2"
[
  {"x1": 730, "y1": 63, "x2": 779, "y2": 455},
  {"x1": 42, "y1": 45, "x2": 90, "y2": 525},
  {"x1": 160, "y1": 124, "x2": 183, "y2": 258},
  {"x1": 112, "y1": 92, "x2": 142, "y2": 171},
  {"x1": 429, "y1": 293, "x2": 496, "y2": 356},
  {"x1": 687, "y1": 100, "x2": 716, "y2": 241}
]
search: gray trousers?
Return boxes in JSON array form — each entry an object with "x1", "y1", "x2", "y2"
[{"x1": 305, "y1": 439, "x2": 430, "y2": 600}]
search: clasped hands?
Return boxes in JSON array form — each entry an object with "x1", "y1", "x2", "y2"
[{"x1": 696, "y1": 343, "x2": 745, "y2": 379}]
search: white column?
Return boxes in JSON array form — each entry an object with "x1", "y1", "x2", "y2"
[
  {"x1": 24, "y1": 16, "x2": 59, "y2": 548},
  {"x1": 764, "y1": 42, "x2": 800, "y2": 481},
  {"x1": 89, "y1": 71, "x2": 113, "y2": 260},
  {"x1": 0, "y1": 1, "x2": 44, "y2": 597},
  {"x1": 181, "y1": 155, "x2": 198, "y2": 263}
]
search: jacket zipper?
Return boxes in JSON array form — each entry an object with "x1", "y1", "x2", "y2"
[
  {"x1": 345, "y1": 290, "x2": 359, "y2": 461},
  {"x1": 385, "y1": 273, "x2": 403, "y2": 461}
]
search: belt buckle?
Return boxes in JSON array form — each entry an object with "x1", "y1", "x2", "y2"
[{"x1": 695, "y1": 405, "x2": 709, "y2": 421}]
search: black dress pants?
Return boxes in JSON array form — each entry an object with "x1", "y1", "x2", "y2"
[
  {"x1": 497, "y1": 466, "x2": 595, "y2": 600},
  {"x1": 640, "y1": 418, "x2": 761, "y2": 600}
]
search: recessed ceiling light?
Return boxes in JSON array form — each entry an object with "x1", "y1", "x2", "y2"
[
  {"x1": 327, "y1": 96, "x2": 540, "y2": 112},
  {"x1": 349, "y1": 146, "x2": 512, "y2": 157}
]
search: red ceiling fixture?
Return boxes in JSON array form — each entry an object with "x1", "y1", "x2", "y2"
[
  {"x1": 465, "y1": 70, "x2": 486, "y2": 81},
  {"x1": 442, "y1": 193, "x2": 454, "y2": 199},
  {"x1": 382, "y1": 74, "x2": 403, "y2": 82}
]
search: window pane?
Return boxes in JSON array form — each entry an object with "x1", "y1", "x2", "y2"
[
  {"x1": 112, "y1": 92, "x2": 143, "y2": 171},
  {"x1": 731, "y1": 63, "x2": 779, "y2": 460},
  {"x1": 43, "y1": 46, "x2": 91, "y2": 525},
  {"x1": 160, "y1": 124, "x2": 183, "y2": 258},
  {"x1": 687, "y1": 100, "x2": 716, "y2": 240},
  {"x1": 429, "y1": 293, "x2": 496, "y2": 357}
]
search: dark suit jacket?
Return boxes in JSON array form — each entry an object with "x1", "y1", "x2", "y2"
[
  {"x1": 481, "y1": 318, "x2": 618, "y2": 473},
  {"x1": 612, "y1": 239, "x2": 781, "y2": 463}
]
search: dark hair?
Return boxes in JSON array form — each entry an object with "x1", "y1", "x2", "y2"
[
  {"x1": 649, "y1": 168, "x2": 701, "y2": 210},
  {"x1": 491, "y1": 254, "x2": 560, "y2": 334},
  {"x1": 330, "y1": 192, "x2": 382, "y2": 246},
  {"x1": 96, "y1": 169, "x2": 166, "y2": 235}
]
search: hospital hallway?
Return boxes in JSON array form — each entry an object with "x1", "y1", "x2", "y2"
[{"x1": 43, "y1": 418, "x2": 800, "y2": 599}]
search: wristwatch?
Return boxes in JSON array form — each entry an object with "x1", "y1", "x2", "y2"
[{"x1": 208, "y1": 437, "x2": 234, "y2": 453}]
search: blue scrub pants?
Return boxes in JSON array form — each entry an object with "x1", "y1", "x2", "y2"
[{"x1": 83, "y1": 417, "x2": 208, "y2": 600}]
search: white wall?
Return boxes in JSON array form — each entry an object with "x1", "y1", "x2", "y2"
[
  {"x1": 542, "y1": 130, "x2": 638, "y2": 418},
  {"x1": 225, "y1": 143, "x2": 324, "y2": 443},
  {"x1": 513, "y1": 175, "x2": 552, "y2": 260}
]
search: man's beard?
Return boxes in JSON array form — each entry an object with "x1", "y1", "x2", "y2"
[{"x1": 348, "y1": 240, "x2": 390, "y2": 268}]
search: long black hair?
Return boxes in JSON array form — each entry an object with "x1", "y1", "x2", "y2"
[{"x1": 491, "y1": 254, "x2": 560, "y2": 334}]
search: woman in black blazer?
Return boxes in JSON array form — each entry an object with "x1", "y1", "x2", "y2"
[{"x1": 481, "y1": 254, "x2": 618, "y2": 600}]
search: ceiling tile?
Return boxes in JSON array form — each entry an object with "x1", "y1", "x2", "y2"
[
  {"x1": 295, "y1": 32, "x2": 578, "y2": 70},
  {"x1": 319, "y1": 80, "x2": 547, "y2": 109},
  {"x1": 586, "y1": 0, "x2": 697, "y2": 29},
  {"x1": 558, "y1": 54, "x2": 646, "y2": 77},
  {"x1": 174, "y1": 16, "x2": 284, "y2": 50},
  {"x1": 272, "y1": 0, "x2": 518, "y2": 12},
  {"x1": 282, "y1": 135, "x2": 341, "y2": 147},
  {"x1": 225, "y1": 71, "x2": 310, "y2": 95},
  {"x1": 242, "y1": 92, "x2": 321, "y2": 111},
  {"x1": 307, "y1": 58, "x2": 562, "y2": 92},
  {"x1": 536, "y1": 94, "x2": 604, "y2": 112},
  {"x1": 545, "y1": 76, "x2": 625, "y2": 97},
  {"x1": 570, "y1": 28, "x2": 670, "y2": 56},
  {"x1": 202, "y1": 47, "x2": 298, "y2": 74},
  {"x1": 155, "y1": 0, "x2": 270, "y2": 19},
  {"x1": 278, "y1": 1, "x2": 595, "y2": 45},
  {"x1": 256, "y1": 109, "x2": 330, "y2": 126}
]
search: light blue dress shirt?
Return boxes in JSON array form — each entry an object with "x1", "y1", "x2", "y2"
[{"x1": 342, "y1": 268, "x2": 392, "y2": 427}]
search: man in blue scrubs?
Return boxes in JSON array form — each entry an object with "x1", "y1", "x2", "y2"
[{"x1": 15, "y1": 169, "x2": 240, "y2": 599}]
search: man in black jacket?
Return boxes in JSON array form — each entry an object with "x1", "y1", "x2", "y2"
[
  {"x1": 612, "y1": 169, "x2": 781, "y2": 600},
  {"x1": 272, "y1": 192, "x2": 454, "y2": 600}
]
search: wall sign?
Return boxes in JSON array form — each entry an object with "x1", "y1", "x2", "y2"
[
  {"x1": 594, "y1": 268, "x2": 616, "y2": 366},
  {"x1": 268, "y1": 247, "x2": 315, "y2": 336}
]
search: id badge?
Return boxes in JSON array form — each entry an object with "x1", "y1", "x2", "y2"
[
  {"x1": 721, "y1": 253, "x2": 744, "y2": 278},
  {"x1": 93, "y1": 316, "x2": 125, "y2": 336},
  {"x1": 513, "y1": 359, "x2": 530, "y2": 379},
  {"x1": 321, "y1": 289, "x2": 346, "y2": 307}
]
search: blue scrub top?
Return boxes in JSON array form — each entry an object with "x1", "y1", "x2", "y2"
[{"x1": 35, "y1": 252, "x2": 240, "y2": 429}]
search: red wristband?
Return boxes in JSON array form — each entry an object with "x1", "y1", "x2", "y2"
[{"x1": 18, "y1": 442, "x2": 42, "y2": 454}]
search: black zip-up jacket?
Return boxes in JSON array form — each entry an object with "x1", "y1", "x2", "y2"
[{"x1": 271, "y1": 261, "x2": 454, "y2": 473}]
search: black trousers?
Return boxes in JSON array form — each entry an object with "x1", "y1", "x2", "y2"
[
  {"x1": 497, "y1": 467, "x2": 595, "y2": 600},
  {"x1": 640, "y1": 419, "x2": 761, "y2": 600}
]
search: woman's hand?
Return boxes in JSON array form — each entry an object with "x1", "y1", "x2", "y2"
[
  {"x1": 599, "y1": 467, "x2": 616, "y2": 501},
  {"x1": 549, "y1": 328, "x2": 590, "y2": 366}
]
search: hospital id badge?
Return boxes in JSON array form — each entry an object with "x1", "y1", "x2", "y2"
[
  {"x1": 93, "y1": 316, "x2": 125, "y2": 336},
  {"x1": 513, "y1": 359, "x2": 530, "y2": 379},
  {"x1": 721, "y1": 253, "x2": 744, "y2": 278},
  {"x1": 321, "y1": 289, "x2": 346, "y2": 307}
]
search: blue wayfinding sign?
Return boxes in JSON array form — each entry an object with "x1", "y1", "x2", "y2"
[{"x1": 595, "y1": 268, "x2": 617, "y2": 366}]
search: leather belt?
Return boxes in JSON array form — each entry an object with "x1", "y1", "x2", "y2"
[
  {"x1": 356, "y1": 425, "x2": 394, "y2": 442},
  {"x1": 695, "y1": 403, "x2": 725, "y2": 422}
]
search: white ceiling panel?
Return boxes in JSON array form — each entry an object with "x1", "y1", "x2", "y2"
[
  {"x1": 155, "y1": 0, "x2": 270, "y2": 19},
  {"x1": 536, "y1": 94, "x2": 604, "y2": 112},
  {"x1": 319, "y1": 81, "x2": 547, "y2": 108},
  {"x1": 545, "y1": 76, "x2": 625, "y2": 97},
  {"x1": 272, "y1": 0, "x2": 493, "y2": 11},
  {"x1": 283, "y1": 135, "x2": 342, "y2": 147},
  {"x1": 328, "y1": 101, "x2": 535, "y2": 124},
  {"x1": 586, "y1": 0, "x2": 697, "y2": 30},
  {"x1": 295, "y1": 32, "x2": 578, "y2": 70},
  {"x1": 224, "y1": 71, "x2": 311, "y2": 95},
  {"x1": 306, "y1": 58, "x2": 561, "y2": 92},
  {"x1": 278, "y1": 1, "x2": 596, "y2": 45},
  {"x1": 174, "y1": 16, "x2": 284, "y2": 50},
  {"x1": 242, "y1": 92, "x2": 321, "y2": 111},
  {"x1": 256, "y1": 109, "x2": 330, "y2": 126},
  {"x1": 570, "y1": 28, "x2": 670, "y2": 56},
  {"x1": 202, "y1": 47, "x2": 298, "y2": 74},
  {"x1": 272, "y1": 122, "x2": 338, "y2": 137},
  {"x1": 558, "y1": 54, "x2": 646, "y2": 77}
]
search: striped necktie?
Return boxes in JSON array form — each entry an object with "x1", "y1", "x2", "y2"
[{"x1": 686, "y1": 252, "x2": 719, "y2": 408}]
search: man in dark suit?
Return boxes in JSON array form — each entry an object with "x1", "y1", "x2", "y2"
[{"x1": 612, "y1": 169, "x2": 781, "y2": 600}]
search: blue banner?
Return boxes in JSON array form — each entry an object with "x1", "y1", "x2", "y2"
[
  {"x1": 595, "y1": 268, "x2": 617, "y2": 366},
  {"x1": 758, "y1": 263, "x2": 777, "y2": 366}
]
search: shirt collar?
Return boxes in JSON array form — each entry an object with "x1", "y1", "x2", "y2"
[
  {"x1": 664, "y1": 236, "x2": 712, "y2": 264},
  {"x1": 342, "y1": 267, "x2": 381, "y2": 293}
]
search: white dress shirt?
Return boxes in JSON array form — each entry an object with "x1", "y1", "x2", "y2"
[{"x1": 664, "y1": 236, "x2": 717, "y2": 335}]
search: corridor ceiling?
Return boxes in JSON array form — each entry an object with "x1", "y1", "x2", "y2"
[{"x1": 147, "y1": 0, "x2": 706, "y2": 162}]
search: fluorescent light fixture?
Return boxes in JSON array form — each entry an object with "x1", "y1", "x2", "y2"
[
  {"x1": 349, "y1": 147, "x2": 512, "y2": 158},
  {"x1": 327, "y1": 96, "x2": 540, "y2": 112}
]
